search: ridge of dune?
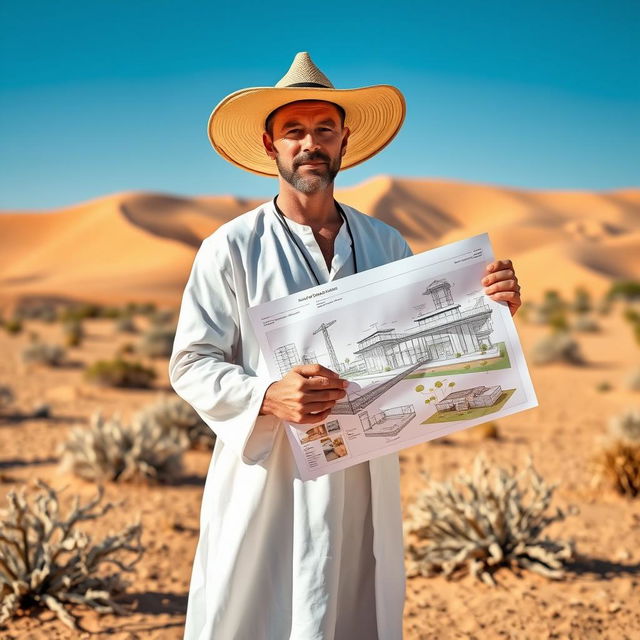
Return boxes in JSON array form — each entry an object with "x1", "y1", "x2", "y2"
[{"x1": 1, "y1": 178, "x2": 638, "y2": 308}]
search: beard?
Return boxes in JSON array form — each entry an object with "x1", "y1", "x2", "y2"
[{"x1": 276, "y1": 150, "x2": 341, "y2": 194}]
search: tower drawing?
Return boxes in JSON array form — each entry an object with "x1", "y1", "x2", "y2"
[
  {"x1": 313, "y1": 321, "x2": 340, "y2": 371},
  {"x1": 274, "y1": 343, "x2": 300, "y2": 376}
]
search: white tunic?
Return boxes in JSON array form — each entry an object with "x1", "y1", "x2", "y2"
[{"x1": 168, "y1": 199, "x2": 413, "y2": 640}]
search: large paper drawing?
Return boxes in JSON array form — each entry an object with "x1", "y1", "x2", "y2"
[{"x1": 249, "y1": 233, "x2": 538, "y2": 480}]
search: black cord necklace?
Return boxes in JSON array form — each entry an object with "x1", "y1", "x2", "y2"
[{"x1": 272, "y1": 195, "x2": 358, "y2": 286}]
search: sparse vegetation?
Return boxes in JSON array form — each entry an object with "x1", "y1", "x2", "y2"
[
  {"x1": 626, "y1": 367, "x2": 640, "y2": 392},
  {"x1": 21, "y1": 341, "x2": 66, "y2": 367},
  {"x1": 531, "y1": 331, "x2": 584, "y2": 365},
  {"x1": 404, "y1": 455, "x2": 575, "y2": 585},
  {"x1": 572, "y1": 286, "x2": 592, "y2": 314},
  {"x1": 137, "y1": 394, "x2": 215, "y2": 449},
  {"x1": 0, "y1": 480, "x2": 143, "y2": 630},
  {"x1": 571, "y1": 314, "x2": 600, "y2": 333},
  {"x1": 62, "y1": 318, "x2": 85, "y2": 347},
  {"x1": 593, "y1": 408, "x2": 640, "y2": 498},
  {"x1": 607, "y1": 280, "x2": 640, "y2": 302},
  {"x1": 85, "y1": 357, "x2": 157, "y2": 388},
  {"x1": 596, "y1": 381, "x2": 612, "y2": 393},
  {"x1": 114, "y1": 314, "x2": 137, "y2": 334},
  {"x1": 136, "y1": 325, "x2": 176, "y2": 359},
  {"x1": 59, "y1": 410, "x2": 188, "y2": 483},
  {"x1": 3, "y1": 317, "x2": 23, "y2": 335}
]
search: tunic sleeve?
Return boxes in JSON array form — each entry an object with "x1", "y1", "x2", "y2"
[{"x1": 168, "y1": 235, "x2": 280, "y2": 465}]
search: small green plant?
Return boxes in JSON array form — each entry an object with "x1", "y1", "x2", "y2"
[
  {"x1": 3, "y1": 317, "x2": 23, "y2": 335},
  {"x1": 607, "y1": 280, "x2": 640, "y2": 302},
  {"x1": 0, "y1": 480, "x2": 143, "y2": 630},
  {"x1": 85, "y1": 357, "x2": 156, "y2": 388}
]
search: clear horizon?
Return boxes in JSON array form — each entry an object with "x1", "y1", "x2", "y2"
[{"x1": 1, "y1": 0, "x2": 638, "y2": 210}]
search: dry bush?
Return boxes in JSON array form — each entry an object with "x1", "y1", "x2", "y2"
[
  {"x1": 571, "y1": 314, "x2": 600, "y2": 333},
  {"x1": 625, "y1": 367, "x2": 640, "y2": 392},
  {"x1": 3, "y1": 318, "x2": 23, "y2": 335},
  {"x1": 62, "y1": 318, "x2": 85, "y2": 347},
  {"x1": 136, "y1": 326, "x2": 176, "y2": 358},
  {"x1": 114, "y1": 314, "x2": 137, "y2": 334},
  {"x1": 59, "y1": 410, "x2": 188, "y2": 483},
  {"x1": 404, "y1": 455, "x2": 575, "y2": 585},
  {"x1": 85, "y1": 357, "x2": 156, "y2": 388},
  {"x1": 593, "y1": 408, "x2": 640, "y2": 498},
  {"x1": 0, "y1": 480, "x2": 143, "y2": 630},
  {"x1": 531, "y1": 331, "x2": 584, "y2": 365},
  {"x1": 21, "y1": 341, "x2": 66, "y2": 367},
  {"x1": 137, "y1": 394, "x2": 215, "y2": 450}
]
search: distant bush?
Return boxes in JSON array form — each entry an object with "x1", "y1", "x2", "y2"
[
  {"x1": 21, "y1": 341, "x2": 66, "y2": 367},
  {"x1": 593, "y1": 408, "x2": 640, "y2": 498},
  {"x1": 136, "y1": 326, "x2": 176, "y2": 359},
  {"x1": 626, "y1": 367, "x2": 640, "y2": 392},
  {"x1": 59, "y1": 410, "x2": 187, "y2": 483},
  {"x1": 114, "y1": 314, "x2": 137, "y2": 334},
  {"x1": 0, "y1": 480, "x2": 143, "y2": 630},
  {"x1": 58, "y1": 303, "x2": 103, "y2": 322},
  {"x1": 3, "y1": 318, "x2": 23, "y2": 335},
  {"x1": 571, "y1": 314, "x2": 600, "y2": 333},
  {"x1": 62, "y1": 318, "x2": 85, "y2": 347},
  {"x1": 571, "y1": 286, "x2": 592, "y2": 314},
  {"x1": 137, "y1": 394, "x2": 215, "y2": 450},
  {"x1": 596, "y1": 381, "x2": 612, "y2": 393},
  {"x1": 531, "y1": 331, "x2": 584, "y2": 366},
  {"x1": 85, "y1": 357, "x2": 156, "y2": 388},
  {"x1": 607, "y1": 280, "x2": 640, "y2": 302}
]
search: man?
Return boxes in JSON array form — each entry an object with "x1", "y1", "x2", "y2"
[{"x1": 169, "y1": 52, "x2": 521, "y2": 640}]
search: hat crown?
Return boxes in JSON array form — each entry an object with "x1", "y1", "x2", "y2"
[{"x1": 275, "y1": 52, "x2": 334, "y2": 89}]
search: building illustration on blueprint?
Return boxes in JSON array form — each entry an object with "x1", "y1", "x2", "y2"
[{"x1": 271, "y1": 278, "x2": 508, "y2": 419}]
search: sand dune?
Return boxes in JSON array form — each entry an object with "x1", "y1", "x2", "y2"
[{"x1": 0, "y1": 177, "x2": 638, "y2": 309}]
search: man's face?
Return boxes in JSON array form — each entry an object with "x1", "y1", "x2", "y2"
[{"x1": 263, "y1": 101, "x2": 350, "y2": 195}]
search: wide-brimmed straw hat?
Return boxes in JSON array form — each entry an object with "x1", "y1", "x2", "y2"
[{"x1": 207, "y1": 52, "x2": 406, "y2": 177}]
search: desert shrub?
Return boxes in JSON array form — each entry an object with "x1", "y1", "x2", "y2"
[
  {"x1": 3, "y1": 318, "x2": 23, "y2": 335},
  {"x1": 58, "y1": 303, "x2": 103, "y2": 323},
  {"x1": 571, "y1": 314, "x2": 600, "y2": 333},
  {"x1": 593, "y1": 409, "x2": 640, "y2": 498},
  {"x1": 531, "y1": 331, "x2": 584, "y2": 365},
  {"x1": 572, "y1": 286, "x2": 592, "y2": 314},
  {"x1": 0, "y1": 385, "x2": 14, "y2": 414},
  {"x1": 114, "y1": 314, "x2": 137, "y2": 334},
  {"x1": 0, "y1": 480, "x2": 143, "y2": 630},
  {"x1": 59, "y1": 410, "x2": 188, "y2": 483},
  {"x1": 100, "y1": 306, "x2": 125, "y2": 319},
  {"x1": 596, "y1": 381, "x2": 612, "y2": 393},
  {"x1": 625, "y1": 367, "x2": 640, "y2": 392},
  {"x1": 404, "y1": 455, "x2": 575, "y2": 585},
  {"x1": 609, "y1": 408, "x2": 640, "y2": 443},
  {"x1": 62, "y1": 318, "x2": 85, "y2": 347},
  {"x1": 540, "y1": 290, "x2": 566, "y2": 315},
  {"x1": 607, "y1": 280, "x2": 640, "y2": 302},
  {"x1": 548, "y1": 310, "x2": 569, "y2": 332},
  {"x1": 85, "y1": 357, "x2": 156, "y2": 388},
  {"x1": 472, "y1": 421, "x2": 500, "y2": 439},
  {"x1": 125, "y1": 301, "x2": 157, "y2": 316},
  {"x1": 136, "y1": 326, "x2": 176, "y2": 358},
  {"x1": 137, "y1": 394, "x2": 215, "y2": 449},
  {"x1": 21, "y1": 341, "x2": 66, "y2": 367},
  {"x1": 148, "y1": 309, "x2": 175, "y2": 327}
]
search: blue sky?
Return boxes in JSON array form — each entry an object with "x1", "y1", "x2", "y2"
[{"x1": 1, "y1": 0, "x2": 638, "y2": 210}]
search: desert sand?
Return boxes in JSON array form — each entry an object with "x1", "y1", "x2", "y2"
[{"x1": 1, "y1": 177, "x2": 639, "y2": 639}]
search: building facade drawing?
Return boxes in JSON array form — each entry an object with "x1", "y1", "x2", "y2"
[
  {"x1": 352, "y1": 279, "x2": 493, "y2": 374},
  {"x1": 274, "y1": 343, "x2": 300, "y2": 376}
]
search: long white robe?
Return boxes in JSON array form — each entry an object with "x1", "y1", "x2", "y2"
[{"x1": 168, "y1": 199, "x2": 413, "y2": 640}]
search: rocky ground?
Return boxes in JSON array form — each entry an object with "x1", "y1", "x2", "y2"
[{"x1": 1, "y1": 307, "x2": 639, "y2": 639}]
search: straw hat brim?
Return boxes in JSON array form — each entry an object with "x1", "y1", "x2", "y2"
[{"x1": 207, "y1": 85, "x2": 406, "y2": 177}]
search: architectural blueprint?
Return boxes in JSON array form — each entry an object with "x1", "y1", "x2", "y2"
[{"x1": 249, "y1": 233, "x2": 538, "y2": 481}]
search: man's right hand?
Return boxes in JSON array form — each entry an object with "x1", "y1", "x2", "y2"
[{"x1": 259, "y1": 364, "x2": 348, "y2": 424}]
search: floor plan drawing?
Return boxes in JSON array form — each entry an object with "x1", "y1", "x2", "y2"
[{"x1": 249, "y1": 232, "x2": 538, "y2": 480}]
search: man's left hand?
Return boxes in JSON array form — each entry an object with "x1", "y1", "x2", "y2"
[{"x1": 482, "y1": 259, "x2": 522, "y2": 317}]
